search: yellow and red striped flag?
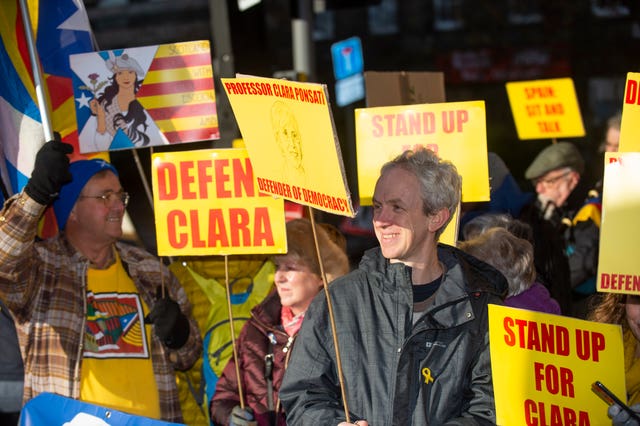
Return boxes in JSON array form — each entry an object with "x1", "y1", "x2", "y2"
[{"x1": 71, "y1": 40, "x2": 219, "y2": 154}]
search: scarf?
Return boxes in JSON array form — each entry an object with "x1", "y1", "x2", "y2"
[{"x1": 281, "y1": 307, "x2": 305, "y2": 337}]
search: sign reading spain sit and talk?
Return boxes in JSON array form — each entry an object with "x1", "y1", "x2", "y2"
[
  {"x1": 221, "y1": 75, "x2": 355, "y2": 217},
  {"x1": 489, "y1": 305, "x2": 625, "y2": 426},
  {"x1": 506, "y1": 78, "x2": 585, "y2": 140},
  {"x1": 151, "y1": 148, "x2": 286, "y2": 256},
  {"x1": 71, "y1": 41, "x2": 219, "y2": 153}
]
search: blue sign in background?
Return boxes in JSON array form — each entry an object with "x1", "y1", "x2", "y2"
[
  {"x1": 20, "y1": 393, "x2": 183, "y2": 426},
  {"x1": 331, "y1": 36, "x2": 364, "y2": 81}
]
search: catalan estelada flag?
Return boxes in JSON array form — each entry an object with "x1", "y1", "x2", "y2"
[
  {"x1": 0, "y1": 0, "x2": 101, "y2": 237},
  {"x1": 71, "y1": 41, "x2": 219, "y2": 154}
]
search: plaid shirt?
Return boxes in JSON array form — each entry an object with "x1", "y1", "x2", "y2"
[{"x1": 0, "y1": 192, "x2": 202, "y2": 423}]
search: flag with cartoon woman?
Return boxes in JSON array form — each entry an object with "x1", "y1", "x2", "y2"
[{"x1": 71, "y1": 41, "x2": 219, "y2": 153}]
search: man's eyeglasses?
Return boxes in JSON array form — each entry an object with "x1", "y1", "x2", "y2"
[
  {"x1": 78, "y1": 191, "x2": 130, "y2": 207},
  {"x1": 534, "y1": 170, "x2": 572, "y2": 187}
]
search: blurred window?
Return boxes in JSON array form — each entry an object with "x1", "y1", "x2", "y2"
[{"x1": 433, "y1": 0, "x2": 464, "y2": 31}]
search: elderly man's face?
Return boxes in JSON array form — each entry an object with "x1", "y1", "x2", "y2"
[{"x1": 533, "y1": 168, "x2": 579, "y2": 207}]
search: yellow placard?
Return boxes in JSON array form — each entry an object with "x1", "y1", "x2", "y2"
[
  {"x1": 221, "y1": 76, "x2": 355, "y2": 217},
  {"x1": 355, "y1": 101, "x2": 490, "y2": 206},
  {"x1": 597, "y1": 153, "x2": 640, "y2": 293},
  {"x1": 489, "y1": 304, "x2": 625, "y2": 426},
  {"x1": 440, "y1": 208, "x2": 459, "y2": 247},
  {"x1": 506, "y1": 78, "x2": 585, "y2": 140},
  {"x1": 151, "y1": 148, "x2": 287, "y2": 256},
  {"x1": 619, "y1": 73, "x2": 640, "y2": 152}
]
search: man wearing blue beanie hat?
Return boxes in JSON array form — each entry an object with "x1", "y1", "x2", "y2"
[
  {"x1": 0, "y1": 138, "x2": 201, "y2": 422},
  {"x1": 52, "y1": 159, "x2": 119, "y2": 230}
]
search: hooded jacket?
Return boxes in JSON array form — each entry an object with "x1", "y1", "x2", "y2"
[{"x1": 280, "y1": 244, "x2": 508, "y2": 425}]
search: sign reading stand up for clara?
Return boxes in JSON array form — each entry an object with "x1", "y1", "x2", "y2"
[
  {"x1": 355, "y1": 100, "x2": 489, "y2": 205},
  {"x1": 151, "y1": 148, "x2": 286, "y2": 256},
  {"x1": 222, "y1": 75, "x2": 355, "y2": 217},
  {"x1": 489, "y1": 304, "x2": 625, "y2": 426}
]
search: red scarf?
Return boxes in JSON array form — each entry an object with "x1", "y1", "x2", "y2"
[{"x1": 281, "y1": 307, "x2": 305, "y2": 337}]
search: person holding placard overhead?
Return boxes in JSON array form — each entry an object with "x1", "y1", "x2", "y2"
[
  {"x1": 0, "y1": 138, "x2": 202, "y2": 422},
  {"x1": 279, "y1": 147, "x2": 508, "y2": 425},
  {"x1": 210, "y1": 218, "x2": 349, "y2": 426}
]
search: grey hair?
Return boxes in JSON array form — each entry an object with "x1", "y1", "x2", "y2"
[
  {"x1": 380, "y1": 147, "x2": 461, "y2": 238},
  {"x1": 458, "y1": 227, "x2": 536, "y2": 297},
  {"x1": 462, "y1": 213, "x2": 514, "y2": 241},
  {"x1": 462, "y1": 213, "x2": 534, "y2": 244}
]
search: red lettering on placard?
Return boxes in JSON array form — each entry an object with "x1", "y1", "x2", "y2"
[
  {"x1": 157, "y1": 163, "x2": 178, "y2": 200},
  {"x1": 197, "y1": 160, "x2": 213, "y2": 199},
  {"x1": 533, "y1": 362, "x2": 575, "y2": 397},
  {"x1": 544, "y1": 103, "x2": 564, "y2": 115},
  {"x1": 525, "y1": 86, "x2": 555, "y2": 99},
  {"x1": 537, "y1": 121, "x2": 561, "y2": 133},
  {"x1": 524, "y1": 399, "x2": 589, "y2": 426},
  {"x1": 180, "y1": 161, "x2": 197, "y2": 199},
  {"x1": 232, "y1": 158, "x2": 255, "y2": 197},
  {"x1": 502, "y1": 317, "x2": 569, "y2": 355},
  {"x1": 215, "y1": 159, "x2": 231, "y2": 198},
  {"x1": 575, "y1": 329, "x2": 605, "y2": 362},
  {"x1": 625, "y1": 79, "x2": 639, "y2": 104},
  {"x1": 167, "y1": 210, "x2": 187, "y2": 248},
  {"x1": 600, "y1": 273, "x2": 640, "y2": 291}
]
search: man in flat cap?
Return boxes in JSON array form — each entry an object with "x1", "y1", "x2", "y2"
[{"x1": 519, "y1": 141, "x2": 600, "y2": 318}]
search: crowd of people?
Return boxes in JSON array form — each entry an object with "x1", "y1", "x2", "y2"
[{"x1": 0, "y1": 110, "x2": 637, "y2": 425}]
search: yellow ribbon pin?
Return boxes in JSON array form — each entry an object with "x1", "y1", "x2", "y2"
[{"x1": 422, "y1": 367, "x2": 434, "y2": 384}]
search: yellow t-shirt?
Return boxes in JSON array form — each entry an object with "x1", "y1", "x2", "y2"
[{"x1": 80, "y1": 251, "x2": 161, "y2": 419}]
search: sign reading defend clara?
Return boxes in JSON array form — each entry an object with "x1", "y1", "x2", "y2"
[
  {"x1": 222, "y1": 76, "x2": 355, "y2": 217},
  {"x1": 151, "y1": 148, "x2": 286, "y2": 256},
  {"x1": 506, "y1": 78, "x2": 585, "y2": 140}
]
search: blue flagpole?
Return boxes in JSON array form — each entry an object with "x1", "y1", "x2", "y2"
[{"x1": 18, "y1": 0, "x2": 54, "y2": 141}]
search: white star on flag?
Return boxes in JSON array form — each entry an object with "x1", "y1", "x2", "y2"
[{"x1": 75, "y1": 92, "x2": 91, "y2": 109}]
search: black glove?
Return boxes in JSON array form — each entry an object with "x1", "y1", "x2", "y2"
[
  {"x1": 609, "y1": 403, "x2": 640, "y2": 426},
  {"x1": 24, "y1": 135, "x2": 73, "y2": 205},
  {"x1": 144, "y1": 288, "x2": 190, "y2": 349},
  {"x1": 229, "y1": 406, "x2": 257, "y2": 426}
]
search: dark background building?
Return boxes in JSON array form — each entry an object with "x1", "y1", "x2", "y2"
[{"x1": 84, "y1": 0, "x2": 638, "y2": 253}]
